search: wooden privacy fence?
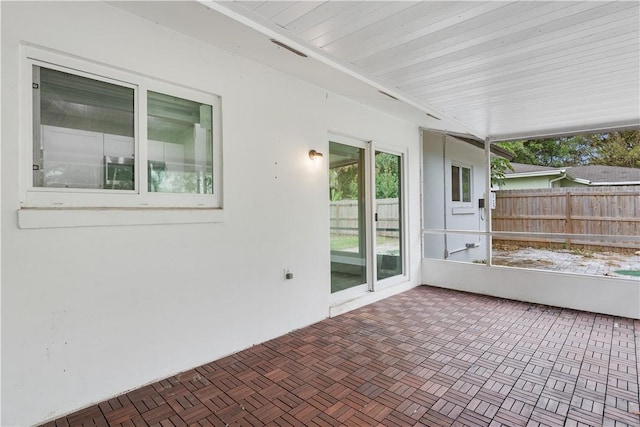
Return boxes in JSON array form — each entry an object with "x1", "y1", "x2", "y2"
[
  {"x1": 330, "y1": 198, "x2": 399, "y2": 237},
  {"x1": 493, "y1": 186, "x2": 640, "y2": 250}
]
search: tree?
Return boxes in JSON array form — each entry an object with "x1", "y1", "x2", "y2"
[
  {"x1": 498, "y1": 137, "x2": 593, "y2": 167},
  {"x1": 497, "y1": 130, "x2": 640, "y2": 168},
  {"x1": 375, "y1": 153, "x2": 399, "y2": 199},
  {"x1": 585, "y1": 130, "x2": 640, "y2": 168},
  {"x1": 490, "y1": 157, "x2": 514, "y2": 188},
  {"x1": 329, "y1": 152, "x2": 401, "y2": 201},
  {"x1": 329, "y1": 164, "x2": 359, "y2": 201}
]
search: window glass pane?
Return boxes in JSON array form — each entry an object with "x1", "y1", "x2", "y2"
[
  {"x1": 375, "y1": 151, "x2": 402, "y2": 280},
  {"x1": 462, "y1": 167, "x2": 471, "y2": 202},
  {"x1": 147, "y1": 91, "x2": 213, "y2": 194},
  {"x1": 451, "y1": 165, "x2": 460, "y2": 201},
  {"x1": 330, "y1": 142, "x2": 367, "y2": 293},
  {"x1": 34, "y1": 66, "x2": 134, "y2": 189}
]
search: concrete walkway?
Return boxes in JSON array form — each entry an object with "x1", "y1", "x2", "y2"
[{"x1": 492, "y1": 247, "x2": 640, "y2": 277}]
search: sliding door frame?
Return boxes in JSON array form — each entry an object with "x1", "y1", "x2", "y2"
[{"x1": 371, "y1": 143, "x2": 409, "y2": 291}]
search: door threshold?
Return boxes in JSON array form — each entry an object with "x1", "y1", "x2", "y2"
[{"x1": 329, "y1": 280, "x2": 418, "y2": 318}]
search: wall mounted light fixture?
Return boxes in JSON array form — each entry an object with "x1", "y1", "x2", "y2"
[{"x1": 309, "y1": 149, "x2": 324, "y2": 160}]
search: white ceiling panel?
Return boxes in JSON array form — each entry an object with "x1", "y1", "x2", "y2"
[
  {"x1": 268, "y1": 2, "x2": 324, "y2": 27},
  {"x1": 229, "y1": 0, "x2": 640, "y2": 140},
  {"x1": 108, "y1": 1, "x2": 640, "y2": 140},
  {"x1": 303, "y1": 2, "x2": 414, "y2": 46}
]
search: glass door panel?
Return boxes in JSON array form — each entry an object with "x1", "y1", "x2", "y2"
[
  {"x1": 330, "y1": 141, "x2": 367, "y2": 293},
  {"x1": 375, "y1": 151, "x2": 403, "y2": 280}
]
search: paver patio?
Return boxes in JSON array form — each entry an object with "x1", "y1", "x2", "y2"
[
  {"x1": 42, "y1": 286, "x2": 640, "y2": 427},
  {"x1": 493, "y1": 247, "x2": 640, "y2": 278}
]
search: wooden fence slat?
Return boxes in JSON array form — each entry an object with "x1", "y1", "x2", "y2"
[
  {"x1": 330, "y1": 198, "x2": 400, "y2": 237},
  {"x1": 493, "y1": 186, "x2": 640, "y2": 250}
]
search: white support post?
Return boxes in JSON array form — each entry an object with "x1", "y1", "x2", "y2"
[{"x1": 485, "y1": 138, "x2": 492, "y2": 266}]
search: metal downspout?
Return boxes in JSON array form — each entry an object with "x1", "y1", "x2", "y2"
[{"x1": 549, "y1": 172, "x2": 567, "y2": 188}]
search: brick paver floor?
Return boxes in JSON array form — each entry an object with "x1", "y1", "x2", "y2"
[{"x1": 42, "y1": 286, "x2": 640, "y2": 427}]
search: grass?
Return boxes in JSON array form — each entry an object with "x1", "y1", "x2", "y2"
[
  {"x1": 331, "y1": 234, "x2": 399, "y2": 251},
  {"x1": 331, "y1": 235, "x2": 360, "y2": 251},
  {"x1": 571, "y1": 248, "x2": 595, "y2": 258}
]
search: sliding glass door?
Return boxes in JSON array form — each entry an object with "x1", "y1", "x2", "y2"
[
  {"x1": 329, "y1": 136, "x2": 406, "y2": 297},
  {"x1": 329, "y1": 140, "x2": 369, "y2": 295}
]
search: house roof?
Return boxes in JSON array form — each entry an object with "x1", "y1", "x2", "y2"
[
  {"x1": 109, "y1": 1, "x2": 640, "y2": 141},
  {"x1": 510, "y1": 163, "x2": 558, "y2": 174},
  {"x1": 505, "y1": 163, "x2": 640, "y2": 185},
  {"x1": 565, "y1": 165, "x2": 640, "y2": 185}
]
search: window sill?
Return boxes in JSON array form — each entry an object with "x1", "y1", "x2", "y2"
[{"x1": 17, "y1": 207, "x2": 224, "y2": 229}]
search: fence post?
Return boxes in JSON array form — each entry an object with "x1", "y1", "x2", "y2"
[{"x1": 565, "y1": 192, "x2": 572, "y2": 247}]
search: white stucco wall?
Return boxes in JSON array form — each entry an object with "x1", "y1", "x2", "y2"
[
  {"x1": 0, "y1": 3, "x2": 422, "y2": 425},
  {"x1": 422, "y1": 132, "x2": 488, "y2": 262},
  {"x1": 422, "y1": 259, "x2": 640, "y2": 319}
]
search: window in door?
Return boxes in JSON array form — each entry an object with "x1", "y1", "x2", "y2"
[
  {"x1": 452, "y1": 164, "x2": 471, "y2": 204},
  {"x1": 375, "y1": 151, "x2": 403, "y2": 280},
  {"x1": 329, "y1": 141, "x2": 367, "y2": 294}
]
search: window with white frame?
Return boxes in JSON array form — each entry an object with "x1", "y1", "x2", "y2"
[
  {"x1": 23, "y1": 47, "x2": 222, "y2": 210},
  {"x1": 451, "y1": 164, "x2": 471, "y2": 204}
]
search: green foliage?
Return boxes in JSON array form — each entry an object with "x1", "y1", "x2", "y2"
[
  {"x1": 375, "y1": 153, "x2": 400, "y2": 199},
  {"x1": 329, "y1": 152, "x2": 400, "y2": 201},
  {"x1": 498, "y1": 137, "x2": 592, "y2": 167},
  {"x1": 496, "y1": 140, "x2": 535, "y2": 165},
  {"x1": 490, "y1": 157, "x2": 514, "y2": 188},
  {"x1": 586, "y1": 130, "x2": 640, "y2": 168},
  {"x1": 497, "y1": 130, "x2": 639, "y2": 169},
  {"x1": 329, "y1": 165, "x2": 359, "y2": 201}
]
